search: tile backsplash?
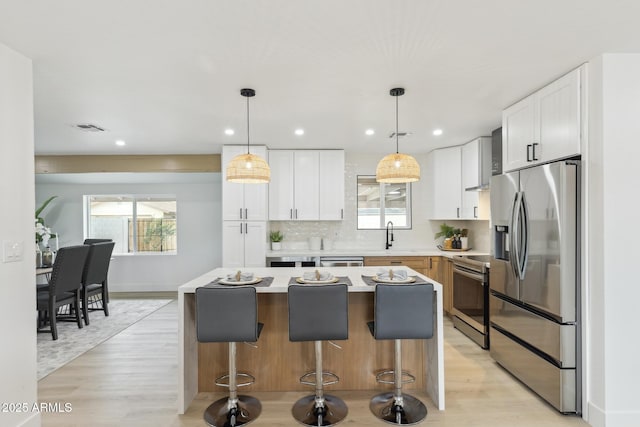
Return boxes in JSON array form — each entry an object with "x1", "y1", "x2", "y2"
[{"x1": 268, "y1": 152, "x2": 490, "y2": 252}]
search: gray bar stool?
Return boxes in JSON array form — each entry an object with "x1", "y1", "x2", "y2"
[
  {"x1": 196, "y1": 286, "x2": 264, "y2": 427},
  {"x1": 288, "y1": 284, "x2": 349, "y2": 426},
  {"x1": 368, "y1": 283, "x2": 434, "y2": 425}
]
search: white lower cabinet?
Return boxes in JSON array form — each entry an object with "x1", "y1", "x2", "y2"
[{"x1": 222, "y1": 221, "x2": 266, "y2": 268}]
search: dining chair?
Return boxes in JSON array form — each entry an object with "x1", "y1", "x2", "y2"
[
  {"x1": 81, "y1": 241, "x2": 115, "y2": 325},
  {"x1": 83, "y1": 238, "x2": 113, "y2": 245},
  {"x1": 36, "y1": 244, "x2": 90, "y2": 340}
]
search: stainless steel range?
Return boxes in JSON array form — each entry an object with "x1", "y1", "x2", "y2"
[{"x1": 451, "y1": 255, "x2": 490, "y2": 349}]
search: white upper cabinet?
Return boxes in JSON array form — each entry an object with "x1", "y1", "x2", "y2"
[
  {"x1": 503, "y1": 66, "x2": 582, "y2": 172},
  {"x1": 269, "y1": 150, "x2": 344, "y2": 221},
  {"x1": 222, "y1": 145, "x2": 268, "y2": 221},
  {"x1": 462, "y1": 137, "x2": 491, "y2": 219},
  {"x1": 319, "y1": 150, "x2": 345, "y2": 220},
  {"x1": 426, "y1": 145, "x2": 462, "y2": 220},
  {"x1": 427, "y1": 138, "x2": 491, "y2": 220},
  {"x1": 293, "y1": 150, "x2": 320, "y2": 220},
  {"x1": 267, "y1": 150, "x2": 295, "y2": 220}
]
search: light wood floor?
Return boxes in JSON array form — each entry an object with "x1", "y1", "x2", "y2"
[{"x1": 38, "y1": 300, "x2": 590, "y2": 426}]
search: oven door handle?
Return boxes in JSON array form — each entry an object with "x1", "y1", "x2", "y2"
[{"x1": 453, "y1": 266, "x2": 485, "y2": 283}]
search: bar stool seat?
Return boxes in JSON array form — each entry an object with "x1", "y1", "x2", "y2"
[
  {"x1": 288, "y1": 283, "x2": 349, "y2": 426},
  {"x1": 368, "y1": 283, "x2": 434, "y2": 425},
  {"x1": 196, "y1": 286, "x2": 264, "y2": 427}
]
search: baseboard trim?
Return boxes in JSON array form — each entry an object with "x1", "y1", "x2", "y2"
[
  {"x1": 110, "y1": 291, "x2": 177, "y2": 300},
  {"x1": 587, "y1": 401, "x2": 640, "y2": 427}
]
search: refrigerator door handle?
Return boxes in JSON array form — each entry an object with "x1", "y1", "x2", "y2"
[
  {"x1": 518, "y1": 192, "x2": 530, "y2": 279},
  {"x1": 509, "y1": 192, "x2": 521, "y2": 278}
]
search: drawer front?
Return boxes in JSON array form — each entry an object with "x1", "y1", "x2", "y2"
[
  {"x1": 364, "y1": 256, "x2": 427, "y2": 269},
  {"x1": 490, "y1": 294, "x2": 576, "y2": 367},
  {"x1": 490, "y1": 327, "x2": 577, "y2": 413}
]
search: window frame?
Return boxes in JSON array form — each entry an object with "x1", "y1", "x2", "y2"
[
  {"x1": 356, "y1": 175, "x2": 413, "y2": 230},
  {"x1": 83, "y1": 194, "x2": 178, "y2": 255}
]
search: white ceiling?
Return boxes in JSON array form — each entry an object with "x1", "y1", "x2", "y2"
[{"x1": 2, "y1": 0, "x2": 640, "y2": 156}]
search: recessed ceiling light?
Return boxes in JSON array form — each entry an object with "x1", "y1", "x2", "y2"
[
  {"x1": 365, "y1": 129, "x2": 375, "y2": 136},
  {"x1": 432, "y1": 129, "x2": 443, "y2": 136},
  {"x1": 224, "y1": 129, "x2": 235, "y2": 136},
  {"x1": 115, "y1": 140, "x2": 126, "y2": 146},
  {"x1": 294, "y1": 128, "x2": 305, "y2": 136}
]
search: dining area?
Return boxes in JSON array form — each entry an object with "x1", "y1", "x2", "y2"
[{"x1": 36, "y1": 239, "x2": 115, "y2": 340}]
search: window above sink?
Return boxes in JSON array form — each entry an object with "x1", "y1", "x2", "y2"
[{"x1": 356, "y1": 175, "x2": 412, "y2": 230}]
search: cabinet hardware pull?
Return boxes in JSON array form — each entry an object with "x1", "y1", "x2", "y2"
[
  {"x1": 240, "y1": 208, "x2": 243, "y2": 219},
  {"x1": 245, "y1": 208, "x2": 248, "y2": 219},
  {"x1": 341, "y1": 208, "x2": 343, "y2": 219},
  {"x1": 295, "y1": 209, "x2": 298, "y2": 219},
  {"x1": 245, "y1": 223, "x2": 248, "y2": 234},
  {"x1": 457, "y1": 207, "x2": 460, "y2": 218},
  {"x1": 526, "y1": 144, "x2": 532, "y2": 162},
  {"x1": 532, "y1": 143, "x2": 539, "y2": 161},
  {"x1": 290, "y1": 209, "x2": 293, "y2": 219},
  {"x1": 474, "y1": 206, "x2": 478, "y2": 218},
  {"x1": 240, "y1": 223, "x2": 243, "y2": 234},
  {"x1": 390, "y1": 261, "x2": 402, "y2": 265}
]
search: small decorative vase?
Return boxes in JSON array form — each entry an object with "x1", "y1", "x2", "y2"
[
  {"x1": 460, "y1": 237, "x2": 469, "y2": 249},
  {"x1": 271, "y1": 242, "x2": 282, "y2": 251},
  {"x1": 444, "y1": 238, "x2": 453, "y2": 250},
  {"x1": 42, "y1": 246, "x2": 54, "y2": 267}
]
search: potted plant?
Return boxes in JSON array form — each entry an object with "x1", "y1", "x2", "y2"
[
  {"x1": 434, "y1": 223, "x2": 455, "y2": 250},
  {"x1": 269, "y1": 230, "x2": 284, "y2": 251}
]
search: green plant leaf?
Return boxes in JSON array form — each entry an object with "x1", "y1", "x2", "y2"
[{"x1": 35, "y1": 195, "x2": 57, "y2": 219}]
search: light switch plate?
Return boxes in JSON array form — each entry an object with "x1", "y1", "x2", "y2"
[{"x1": 2, "y1": 240, "x2": 24, "y2": 263}]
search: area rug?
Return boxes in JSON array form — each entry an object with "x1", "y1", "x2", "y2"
[{"x1": 37, "y1": 298, "x2": 172, "y2": 380}]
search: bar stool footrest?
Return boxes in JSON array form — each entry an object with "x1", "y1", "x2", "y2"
[
  {"x1": 375, "y1": 369, "x2": 416, "y2": 385},
  {"x1": 214, "y1": 372, "x2": 255, "y2": 388},
  {"x1": 300, "y1": 371, "x2": 340, "y2": 387}
]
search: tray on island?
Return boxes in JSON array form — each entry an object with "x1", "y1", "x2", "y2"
[{"x1": 437, "y1": 245, "x2": 472, "y2": 252}]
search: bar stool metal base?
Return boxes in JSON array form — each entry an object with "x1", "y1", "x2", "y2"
[
  {"x1": 292, "y1": 394, "x2": 348, "y2": 426},
  {"x1": 204, "y1": 395, "x2": 262, "y2": 427},
  {"x1": 369, "y1": 392, "x2": 427, "y2": 426}
]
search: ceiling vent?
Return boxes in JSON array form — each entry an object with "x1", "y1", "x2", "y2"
[
  {"x1": 389, "y1": 131, "x2": 412, "y2": 138},
  {"x1": 73, "y1": 123, "x2": 106, "y2": 132}
]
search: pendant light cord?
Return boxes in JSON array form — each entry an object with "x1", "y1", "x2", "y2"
[
  {"x1": 246, "y1": 95, "x2": 251, "y2": 155},
  {"x1": 395, "y1": 94, "x2": 399, "y2": 154}
]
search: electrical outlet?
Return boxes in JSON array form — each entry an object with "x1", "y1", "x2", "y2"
[{"x1": 2, "y1": 240, "x2": 24, "y2": 263}]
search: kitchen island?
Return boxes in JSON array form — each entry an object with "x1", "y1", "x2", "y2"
[{"x1": 178, "y1": 266, "x2": 444, "y2": 414}]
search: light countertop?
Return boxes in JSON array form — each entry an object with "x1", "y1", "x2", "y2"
[
  {"x1": 178, "y1": 266, "x2": 444, "y2": 294},
  {"x1": 265, "y1": 248, "x2": 489, "y2": 258}
]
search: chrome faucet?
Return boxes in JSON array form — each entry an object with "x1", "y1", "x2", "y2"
[{"x1": 385, "y1": 221, "x2": 394, "y2": 249}]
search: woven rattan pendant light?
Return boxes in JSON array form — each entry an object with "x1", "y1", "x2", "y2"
[
  {"x1": 226, "y1": 88, "x2": 271, "y2": 183},
  {"x1": 376, "y1": 88, "x2": 420, "y2": 183}
]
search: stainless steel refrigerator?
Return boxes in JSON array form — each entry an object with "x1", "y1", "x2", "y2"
[{"x1": 489, "y1": 160, "x2": 580, "y2": 414}]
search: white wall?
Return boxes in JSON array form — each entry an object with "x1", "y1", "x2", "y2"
[
  {"x1": 270, "y1": 151, "x2": 491, "y2": 252},
  {"x1": 586, "y1": 54, "x2": 640, "y2": 427},
  {"x1": 0, "y1": 43, "x2": 40, "y2": 427},
  {"x1": 35, "y1": 173, "x2": 221, "y2": 292}
]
